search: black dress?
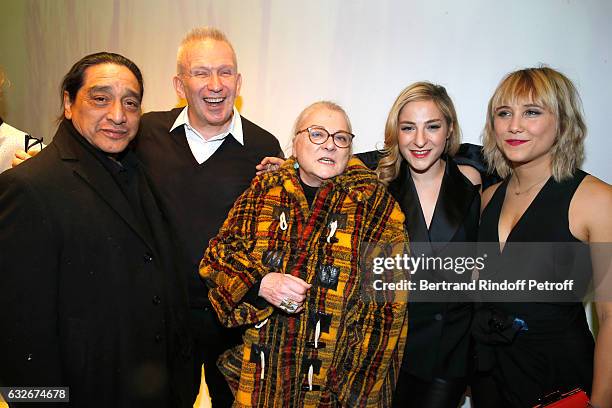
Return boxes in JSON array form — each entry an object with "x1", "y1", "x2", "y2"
[
  {"x1": 390, "y1": 158, "x2": 480, "y2": 407},
  {"x1": 474, "y1": 171, "x2": 594, "y2": 407}
]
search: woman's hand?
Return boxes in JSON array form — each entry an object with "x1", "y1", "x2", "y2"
[
  {"x1": 12, "y1": 148, "x2": 39, "y2": 168},
  {"x1": 259, "y1": 272, "x2": 311, "y2": 313},
  {"x1": 255, "y1": 156, "x2": 285, "y2": 175}
]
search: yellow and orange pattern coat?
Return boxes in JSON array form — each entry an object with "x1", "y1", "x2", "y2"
[{"x1": 200, "y1": 157, "x2": 408, "y2": 407}]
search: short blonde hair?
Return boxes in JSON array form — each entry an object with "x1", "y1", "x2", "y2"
[
  {"x1": 483, "y1": 66, "x2": 586, "y2": 181},
  {"x1": 377, "y1": 82, "x2": 461, "y2": 185},
  {"x1": 176, "y1": 27, "x2": 237, "y2": 74}
]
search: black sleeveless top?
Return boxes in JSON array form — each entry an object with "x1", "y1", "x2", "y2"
[{"x1": 476, "y1": 170, "x2": 594, "y2": 406}]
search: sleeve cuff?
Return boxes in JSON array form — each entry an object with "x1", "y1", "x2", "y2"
[{"x1": 244, "y1": 280, "x2": 269, "y2": 309}]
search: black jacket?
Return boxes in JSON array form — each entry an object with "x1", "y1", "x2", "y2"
[{"x1": 0, "y1": 120, "x2": 193, "y2": 407}]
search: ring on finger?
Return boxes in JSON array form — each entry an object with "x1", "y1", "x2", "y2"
[{"x1": 280, "y1": 298, "x2": 299, "y2": 313}]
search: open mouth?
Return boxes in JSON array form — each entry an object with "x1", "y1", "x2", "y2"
[
  {"x1": 317, "y1": 157, "x2": 336, "y2": 166},
  {"x1": 203, "y1": 97, "x2": 225, "y2": 106},
  {"x1": 410, "y1": 150, "x2": 431, "y2": 159}
]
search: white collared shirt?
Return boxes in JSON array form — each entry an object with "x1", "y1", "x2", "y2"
[{"x1": 170, "y1": 106, "x2": 244, "y2": 164}]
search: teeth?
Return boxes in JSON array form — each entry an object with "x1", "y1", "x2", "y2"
[
  {"x1": 204, "y1": 97, "x2": 224, "y2": 103},
  {"x1": 319, "y1": 158, "x2": 334, "y2": 164},
  {"x1": 413, "y1": 150, "x2": 428, "y2": 155}
]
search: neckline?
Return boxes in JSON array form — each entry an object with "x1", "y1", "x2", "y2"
[
  {"x1": 405, "y1": 160, "x2": 448, "y2": 241},
  {"x1": 496, "y1": 175, "x2": 554, "y2": 253},
  {"x1": 415, "y1": 166, "x2": 445, "y2": 233}
]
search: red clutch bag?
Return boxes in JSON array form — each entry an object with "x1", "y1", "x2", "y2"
[{"x1": 532, "y1": 388, "x2": 589, "y2": 408}]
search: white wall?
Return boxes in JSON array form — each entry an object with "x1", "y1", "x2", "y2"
[
  {"x1": 1, "y1": 2, "x2": 609, "y2": 405},
  {"x1": 0, "y1": 0, "x2": 610, "y2": 182}
]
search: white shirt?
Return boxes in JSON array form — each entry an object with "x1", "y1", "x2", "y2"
[
  {"x1": 170, "y1": 106, "x2": 244, "y2": 164},
  {"x1": 0, "y1": 121, "x2": 43, "y2": 173}
]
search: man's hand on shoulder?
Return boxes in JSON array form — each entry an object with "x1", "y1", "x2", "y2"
[{"x1": 255, "y1": 156, "x2": 285, "y2": 175}]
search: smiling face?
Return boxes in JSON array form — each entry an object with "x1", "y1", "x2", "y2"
[
  {"x1": 293, "y1": 107, "x2": 351, "y2": 187},
  {"x1": 63, "y1": 63, "x2": 142, "y2": 154},
  {"x1": 173, "y1": 39, "x2": 242, "y2": 138},
  {"x1": 397, "y1": 99, "x2": 450, "y2": 175},
  {"x1": 493, "y1": 98, "x2": 557, "y2": 167}
]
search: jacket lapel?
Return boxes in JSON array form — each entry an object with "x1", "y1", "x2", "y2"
[
  {"x1": 54, "y1": 122, "x2": 155, "y2": 251},
  {"x1": 389, "y1": 160, "x2": 433, "y2": 256},
  {"x1": 428, "y1": 159, "x2": 478, "y2": 252},
  {"x1": 390, "y1": 159, "x2": 478, "y2": 255}
]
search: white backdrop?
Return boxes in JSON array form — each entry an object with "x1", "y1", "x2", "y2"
[
  {"x1": 0, "y1": 1, "x2": 610, "y2": 405},
  {"x1": 0, "y1": 0, "x2": 610, "y2": 182}
]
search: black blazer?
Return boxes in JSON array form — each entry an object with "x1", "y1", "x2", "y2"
[
  {"x1": 392, "y1": 158, "x2": 480, "y2": 380},
  {"x1": 0, "y1": 121, "x2": 193, "y2": 407},
  {"x1": 357, "y1": 150, "x2": 481, "y2": 380}
]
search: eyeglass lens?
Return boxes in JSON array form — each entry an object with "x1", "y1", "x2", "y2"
[{"x1": 308, "y1": 127, "x2": 352, "y2": 148}]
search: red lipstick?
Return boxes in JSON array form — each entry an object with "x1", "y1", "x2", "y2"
[
  {"x1": 506, "y1": 139, "x2": 528, "y2": 146},
  {"x1": 410, "y1": 150, "x2": 430, "y2": 159}
]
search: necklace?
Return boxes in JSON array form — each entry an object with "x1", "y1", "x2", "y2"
[{"x1": 512, "y1": 174, "x2": 550, "y2": 196}]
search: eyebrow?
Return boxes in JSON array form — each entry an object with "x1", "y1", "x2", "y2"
[
  {"x1": 495, "y1": 103, "x2": 543, "y2": 111},
  {"x1": 88, "y1": 86, "x2": 141, "y2": 101},
  {"x1": 399, "y1": 118, "x2": 443, "y2": 124},
  {"x1": 191, "y1": 64, "x2": 235, "y2": 71}
]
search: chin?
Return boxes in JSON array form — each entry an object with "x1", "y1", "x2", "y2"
[
  {"x1": 320, "y1": 171, "x2": 342, "y2": 180},
  {"x1": 501, "y1": 151, "x2": 529, "y2": 164},
  {"x1": 101, "y1": 142, "x2": 130, "y2": 154},
  {"x1": 205, "y1": 110, "x2": 232, "y2": 123},
  {"x1": 407, "y1": 160, "x2": 435, "y2": 173}
]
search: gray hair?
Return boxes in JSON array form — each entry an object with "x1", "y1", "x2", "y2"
[{"x1": 176, "y1": 27, "x2": 237, "y2": 74}]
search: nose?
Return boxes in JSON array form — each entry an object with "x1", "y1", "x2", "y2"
[
  {"x1": 208, "y1": 72, "x2": 222, "y2": 92},
  {"x1": 509, "y1": 114, "x2": 523, "y2": 134},
  {"x1": 414, "y1": 127, "x2": 427, "y2": 148},
  {"x1": 322, "y1": 134, "x2": 337, "y2": 151},
  {"x1": 107, "y1": 100, "x2": 127, "y2": 124}
]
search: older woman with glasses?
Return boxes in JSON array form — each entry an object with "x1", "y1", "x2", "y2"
[{"x1": 200, "y1": 101, "x2": 408, "y2": 407}]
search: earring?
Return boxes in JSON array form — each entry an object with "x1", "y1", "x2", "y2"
[{"x1": 293, "y1": 161, "x2": 300, "y2": 169}]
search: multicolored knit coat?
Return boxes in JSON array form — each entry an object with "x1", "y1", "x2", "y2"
[{"x1": 200, "y1": 157, "x2": 408, "y2": 407}]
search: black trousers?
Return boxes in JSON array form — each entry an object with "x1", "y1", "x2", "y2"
[
  {"x1": 189, "y1": 307, "x2": 242, "y2": 408},
  {"x1": 469, "y1": 371, "x2": 513, "y2": 408},
  {"x1": 392, "y1": 371, "x2": 468, "y2": 408}
]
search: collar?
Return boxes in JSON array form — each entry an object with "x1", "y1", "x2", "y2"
[
  {"x1": 256, "y1": 156, "x2": 380, "y2": 204},
  {"x1": 390, "y1": 157, "x2": 478, "y2": 246},
  {"x1": 170, "y1": 105, "x2": 244, "y2": 145}
]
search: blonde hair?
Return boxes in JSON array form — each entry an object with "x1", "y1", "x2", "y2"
[
  {"x1": 176, "y1": 27, "x2": 237, "y2": 74},
  {"x1": 483, "y1": 66, "x2": 586, "y2": 181},
  {"x1": 377, "y1": 82, "x2": 461, "y2": 185}
]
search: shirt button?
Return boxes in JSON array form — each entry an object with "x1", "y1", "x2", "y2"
[
  {"x1": 152, "y1": 295, "x2": 161, "y2": 305},
  {"x1": 434, "y1": 313, "x2": 443, "y2": 321},
  {"x1": 155, "y1": 334, "x2": 163, "y2": 343},
  {"x1": 143, "y1": 253, "x2": 153, "y2": 262}
]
